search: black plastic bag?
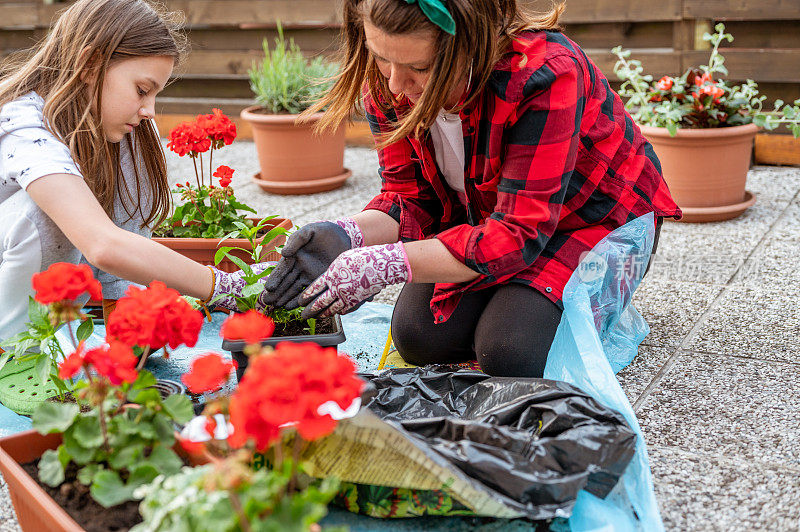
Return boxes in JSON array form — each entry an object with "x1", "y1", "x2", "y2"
[{"x1": 359, "y1": 366, "x2": 637, "y2": 521}]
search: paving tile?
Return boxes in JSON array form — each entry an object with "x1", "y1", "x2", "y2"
[
  {"x1": 765, "y1": 202, "x2": 800, "y2": 242},
  {"x1": 616, "y1": 345, "x2": 674, "y2": 406},
  {"x1": 690, "y1": 286, "x2": 800, "y2": 363},
  {"x1": 648, "y1": 230, "x2": 754, "y2": 284},
  {"x1": 0, "y1": 475, "x2": 19, "y2": 532},
  {"x1": 632, "y1": 279, "x2": 724, "y2": 348},
  {"x1": 662, "y1": 195, "x2": 789, "y2": 244},
  {"x1": 649, "y1": 445, "x2": 800, "y2": 532},
  {"x1": 637, "y1": 352, "x2": 800, "y2": 467},
  {"x1": 735, "y1": 236, "x2": 800, "y2": 289},
  {"x1": 746, "y1": 165, "x2": 800, "y2": 202}
]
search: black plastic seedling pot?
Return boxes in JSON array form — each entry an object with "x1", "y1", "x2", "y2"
[{"x1": 222, "y1": 314, "x2": 346, "y2": 382}]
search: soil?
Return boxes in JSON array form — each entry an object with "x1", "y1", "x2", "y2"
[
  {"x1": 22, "y1": 460, "x2": 142, "y2": 532},
  {"x1": 273, "y1": 316, "x2": 335, "y2": 338}
]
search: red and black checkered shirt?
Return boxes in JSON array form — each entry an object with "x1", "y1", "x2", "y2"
[{"x1": 363, "y1": 30, "x2": 681, "y2": 323}]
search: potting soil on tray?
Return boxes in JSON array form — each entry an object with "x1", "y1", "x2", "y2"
[{"x1": 0, "y1": 213, "x2": 663, "y2": 532}]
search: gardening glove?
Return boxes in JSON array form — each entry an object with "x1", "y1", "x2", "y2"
[
  {"x1": 207, "y1": 263, "x2": 272, "y2": 313},
  {"x1": 298, "y1": 242, "x2": 411, "y2": 319},
  {"x1": 261, "y1": 218, "x2": 364, "y2": 310}
]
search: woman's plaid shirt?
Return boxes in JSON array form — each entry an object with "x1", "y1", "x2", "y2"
[{"x1": 363, "y1": 30, "x2": 681, "y2": 323}]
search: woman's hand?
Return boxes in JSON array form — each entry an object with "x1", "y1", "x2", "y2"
[
  {"x1": 261, "y1": 221, "x2": 357, "y2": 309},
  {"x1": 298, "y1": 242, "x2": 411, "y2": 319}
]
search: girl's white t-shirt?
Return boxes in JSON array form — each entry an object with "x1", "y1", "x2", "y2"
[
  {"x1": 429, "y1": 108, "x2": 467, "y2": 204},
  {"x1": 0, "y1": 92, "x2": 154, "y2": 340}
]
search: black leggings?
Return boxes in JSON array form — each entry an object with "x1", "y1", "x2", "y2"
[
  {"x1": 392, "y1": 218, "x2": 663, "y2": 378},
  {"x1": 392, "y1": 282, "x2": 562, "y2": 378}
]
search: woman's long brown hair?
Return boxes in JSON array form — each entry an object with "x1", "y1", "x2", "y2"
[
  {"x1": 303, "y1": 0, "x2": 565, "y2": 148},
  {"x1": 0, "y1": 0, "x2": 187, "y2": 228}
]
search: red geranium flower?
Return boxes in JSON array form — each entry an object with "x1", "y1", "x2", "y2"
[
  {"x1": 58, "y1": 342, "x2": 87, "y2": 380},
  {"x1": 182, "y1": 353, "x2": 234, "y2": 394},
  {"x1": 220, "y1": 310, "x2": 274, "y2": 345},
  {"x1": 32, "y1": 263, "x2": 102, "y2": 305},
  {"x1": 167, "y1": 122, "x2": 212, "y2": 157},
  {"x1": 213, "y1": 165, "x2": 234, "y2": 188},
  {"x1": 84, "y1": 342, "x2": 138, "y2": 385},
  {"x1": 227, "y1": 343, "x2": 363, "y2": 451},
  {"x1": 694, "y1": 72, "x2": 713, "y2": 86},
  {"x1": 197, "y1": 108, "x2": 237, "y2": 146},
  {"x1": 107, "y1": 281, "x2": 203, "y2": 351}
]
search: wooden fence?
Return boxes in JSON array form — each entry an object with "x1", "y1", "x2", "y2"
[{"x1": 1, "y1": 0, "x2": 799, "y2": 161}]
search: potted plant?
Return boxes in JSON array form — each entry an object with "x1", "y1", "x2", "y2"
[
  {"x1": 134, "y1": 321, "x2": 363, "y2": 531},
  {"x1": 0, "y1": 331, "x2": 196, "y2": 531},
  {"x1": 0, "y1": 264, "x2": 197, "y2": 415},
  {"x1": 154, "y1": 108, "x2": 292, "y2": 271},
  {"x1": 613, "y1": 23, "x2": 800, "y2": 222},
  {"x1": 242, "y1": 24, "x2": 351, "y2": 194}
]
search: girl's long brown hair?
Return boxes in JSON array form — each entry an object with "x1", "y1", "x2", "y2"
[
  {"x1": 304, "y1": 0, "x2": 564, "y2": 148},
  {"x1": 0, "y1": 0, "x2": 187, "y2": 227}
]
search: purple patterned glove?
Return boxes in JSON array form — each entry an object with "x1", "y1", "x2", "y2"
[
  {"x1": 332, "y1": 217, "x2": 364, "y2": 248},
  {"x1": 298, "y1": 242, "x2": 411, "y2": 319},
  {"x1": 209, "y1": 263, "x2": 272, "y2": 312}
]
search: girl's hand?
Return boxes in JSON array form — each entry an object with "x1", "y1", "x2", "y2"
[
  {"x1": 210, "y1": 264, "x2": 272, "y2": 312},
  {"x1": 298, "y1": 243, "x2": 411, "y2": 319}
]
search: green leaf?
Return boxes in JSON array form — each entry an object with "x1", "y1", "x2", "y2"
[
  {"x1": 226, "y1": 254, "x2": 251, "y2": 273},
  {"x1": 91, "y1": 470, "x2": 136, "y2": 507},
  {"x1": 108, "y1": 442, "x2": 145, "y2": 470},
  {"x1": 75, "y1": 319, "x2": 94, "y2": 342},
  {"x1": 28, "y1": 297, "x2": 49, "y2": 329},
  {"x1": 242, "y1": 283, "x2": 265, "y2": 298},
  {"x1": 162, "y1": 394, "x2": 194, "y2": 424},
  {"x1": 77, "y1": 463, "x2": 102, "y2": 486},
  {"x1": 153, "y1": 414, "x2": 177, "y2": 444},
  {"x1": 128, "y1": 387, "x2": 161, "y2": 407},
  {"x1": 143, "y1": 445, "x2": 183, "y2": 476},
  {"x1": 38, "y1": 449, "x2": 66, "y2": 487},
  {"x1": 62, "y1": 430, "x2": 96, "y2": 464},
  {"x1": 32, "y1": 402, "x2": 79, "y2": 434},
  {"x1": 126, "y1": 463, "x2": 160, "y2": 491},
  {"x1": 34, "y1": 354, "x2": 52, "y2": 386},
  {"x1": 72, "y1": 413, "x2": 104, "y2": 449},
  {"x1": 214, "y1": 246, "x2": 235, "y2": 265},
  {"x1": 132, "y1": 370, "x2": 158, "y2": 390}
]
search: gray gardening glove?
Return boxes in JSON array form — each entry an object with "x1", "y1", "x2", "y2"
[{"x1": 261, "y1": 218, "x2": 364, "y2": 310}]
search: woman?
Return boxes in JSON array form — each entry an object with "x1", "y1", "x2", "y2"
[{"x1": 263, "y1": 0, "x2": 681, "y2": 377}]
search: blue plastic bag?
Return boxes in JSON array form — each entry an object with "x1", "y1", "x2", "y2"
[{"x1": 544, "y1": 212, "x2": 663, "y2": 532}]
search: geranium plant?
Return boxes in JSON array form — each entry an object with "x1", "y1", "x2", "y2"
[
  {"x1": 25, "y1": 269, "x2": 197, "y2": 508},
  {"x1": 613, "y1": 23, "x2": 800, "y2": 136},
  {"x1": 0, "y1": 263, "x2": 102, "y2": 398},
  {"x1": 156, "y1": 109, "x2": 260, "y2": 238},
  {"x1": 133, "y1": 313, "x2": 363, "y2": 531}
]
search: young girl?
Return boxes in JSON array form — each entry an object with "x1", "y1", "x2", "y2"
[
  {"x1": 0, "y1": 0, "x2": 259, "y2": 342},
  {"x1": 263, "y1": 0, "x2": 681, "y2": 378}
]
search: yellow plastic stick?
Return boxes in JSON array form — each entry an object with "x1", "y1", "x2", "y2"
[{"x1": 378, "y1": 331, "x2": 393, "y2": 370}]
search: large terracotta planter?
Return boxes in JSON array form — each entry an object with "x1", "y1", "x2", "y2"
[
  {"x1": 240, "y1": 106, "x2": 351, "y2": 194},
  {"x1": 0, "y1": 429, "x2": 206, "y2": 531},
  {"x1": 152, "y1": 217, "x2": 292, "y2": 273},
  {"x1": 640, "y1": 123, "x2": 758, "y2": 222}
]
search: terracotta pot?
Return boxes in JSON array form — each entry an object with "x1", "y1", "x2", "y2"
[
  {"x1": 640, "y1": 123, "x2": 758, "y2": 222},
  {"x1": 240, "y1": 106, "x2": 351, "y2": 194},
  {"x1": 152, "y1": 217, "x2": 292, "y2": 273},
  {"x1": 0, "y1": 429, "x2": 206, "y2": 532}
]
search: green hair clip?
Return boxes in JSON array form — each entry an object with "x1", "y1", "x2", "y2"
[{"x1": 403, "y1": 0, "x2": 456, "y2": 35}]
